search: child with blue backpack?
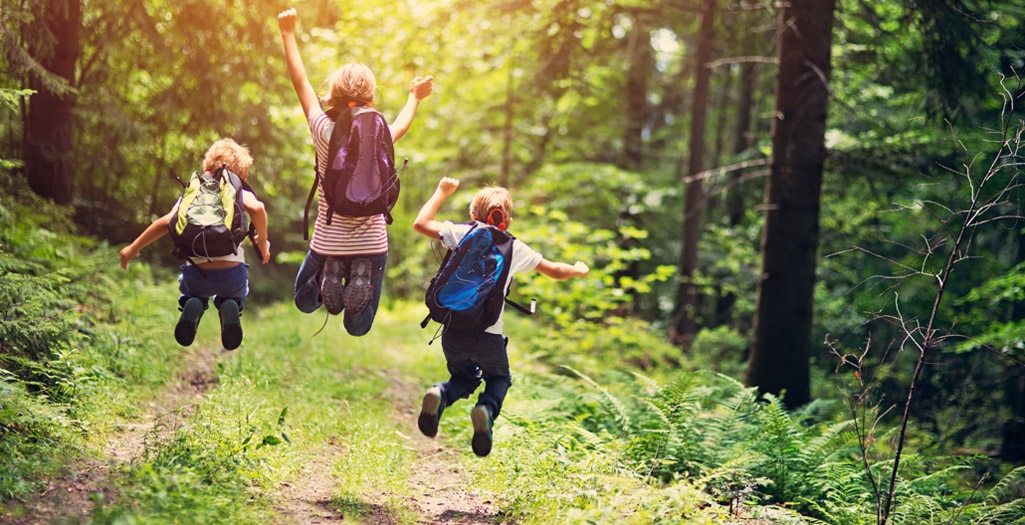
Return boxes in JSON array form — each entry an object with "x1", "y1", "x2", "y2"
[
  {"x1": 277, "y1": 8, "x2": 433, "y2": 336},
  {"x1": 119, "y1": 138, "x2": 271, "y2": 351},
  {"x1": 412, "y1": 177, "x2": 589, "y2": 456}
]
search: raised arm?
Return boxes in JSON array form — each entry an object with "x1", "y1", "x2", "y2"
[
  {"x1": 535, "y1": 259, "x2": 590, "y2": 280},
  {"x1": 277, "y1": 8, "x2": 320, "y2": 119},
  {"x1": 413, "y1": 177, "x2": 459, "y2": 239},
  {"x1": 389, "y1": 75, "x2": 434, "y2": 143}
]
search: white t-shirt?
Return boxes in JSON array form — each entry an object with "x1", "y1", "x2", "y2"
[{"x1": 438, "y1": 221, "x2": 543, "y2": 335}]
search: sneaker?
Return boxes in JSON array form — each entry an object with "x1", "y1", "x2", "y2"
[
  {"x1": 471, "y1": 404, "x2": 494, "y2": 457},
  {"x1": 321, "y1": 257, "x2": 347, "y2": 315},
  {"x1": 174, "y1": 297, "x2": 204, "y2": 347},
  {"x1": 417, "y1": 386, "x2": 445, "y2": 438},
  {"x1": 219, "y1": 299, "x2": 243, "y2": 350},
  {"x1": 343, "y1": 258, "x2": 373, "y2": 315}
]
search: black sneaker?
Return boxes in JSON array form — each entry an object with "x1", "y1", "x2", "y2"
[
  {"x1": 322, "y1": 257, "x2": 347, "y2": 315},
  {"x1": 417, "y1": 386, "x2": 445, "y2": 438},
  {"x1": 343, "y1": 258, "x2": 373, "y2": 315},
  {"x1": 219, "y1": 299, "x2": 243, "y2": 350},
  {"x1": 471, "y1": 404, "x2": 494, "y2": 457},
  {"x1": 174, "y1": 297, "x2": 204, "y2": 347}
]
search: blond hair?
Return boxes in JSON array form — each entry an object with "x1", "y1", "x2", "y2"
[
  {"x1": 469, "y1": 186, "x2": 513, "y2": 226},
  {"x1": 320, "y1": 63, "x2": 377, "y2": 108},
  {"x1": 203, "y1": 138, "x2": 253, "y2": 179}
]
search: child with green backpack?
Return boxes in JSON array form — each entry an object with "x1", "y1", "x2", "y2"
[
  {"x1": 412, "y1": 176, "x2": 589, "y2": 456},
  {"x1": 119, "y1": 138, "x2": 270, "y2": 350}
]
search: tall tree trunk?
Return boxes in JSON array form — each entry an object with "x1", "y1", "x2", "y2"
[
  {"x1": 745, "y1": 0, "x2": 835, "y2": 408},
  {"x1": 500, "y1": 54, "x2": 515, "y2": 188},
  {"x1": 622, "y1": 22, "x2": 650, "y2": 171},
  {"x1": 24, "y1": 0, "x2": 81, "y2": 205},
  {"x1": 671, "y1": 0, "x2": 716, "y2": 348},
  {"x1": 727, "y1": 61, "x2": 757, "y2": 226}
]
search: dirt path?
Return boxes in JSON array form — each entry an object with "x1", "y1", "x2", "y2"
[
  {"x1": 387, "y1": 373, "x2": 501, "y2": 524},
  {"x1": 272, "y1": 372, "x2": 501, "y2": 524},
  {"x1": 4, "y1": 345, "x2": 221, "y2": 525},
  {"x1": 6, "y1": 352, "x2": 501, "y2": 525}
]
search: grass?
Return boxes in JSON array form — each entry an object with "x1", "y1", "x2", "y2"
[
  {"x1": 28, "y1": 270, "x2": 1021, "y2": 524},
  {"x1": 3, "y1": 270, "x2": 806, "y2": 523}
]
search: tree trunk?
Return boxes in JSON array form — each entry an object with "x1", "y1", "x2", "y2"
[
  {"x1": 24, "y1": 0, "x2": 81, "y2": 205},
  {"x1": 672, "y1": 0, "x2": 716, "y2": 348},
  {"x1": 621, "y1": 23, "x2": 650, "y2": 171},
  {"x1": 745, "y1": 0, "x2": 836, "y2": 408},
  {"x1": 727, "y1": 61, "x2": 757, "y2": 226}
]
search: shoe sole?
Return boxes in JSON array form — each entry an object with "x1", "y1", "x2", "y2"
[
  {"x1": 417, "y1": 388, "x2": 442, "y2": 437},
  {"x1": 471, "y1": 405, "x2": 493, "y2": 457},
  {"x1": 220, "y1": 300, "x2": 243, "y2": 350},
  {"x1": 322, "y1": 257, "x2": 346, "y2": 315},
  {"x1": 174, "y1": 298, "x2": 203, "y2": 347},
  {"x1": 343, "y1": 258, "x2": 373, "y2": 315}
]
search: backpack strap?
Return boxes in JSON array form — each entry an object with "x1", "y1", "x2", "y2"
[{"x1": 303, "y1": 107, "x2": 355, "y2": 238}]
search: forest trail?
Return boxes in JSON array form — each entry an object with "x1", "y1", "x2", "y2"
[{"x1": 7, "y1": 344, "x2": 500, "y2": 524}]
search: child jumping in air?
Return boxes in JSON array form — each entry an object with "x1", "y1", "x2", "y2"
[
  {"x1": 412, "y1": 177, "x2": 589, "y2": 456},
  {"x1": 119, "y1": 138, "x2": 271, "y2": 350},
  {"x1": 277, "y1": 7, "x2": 434, "y2": 336}
]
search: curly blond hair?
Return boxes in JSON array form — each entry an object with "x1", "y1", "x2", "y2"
[
  {"x1": 469, "y1": 186, "x2": 513, "y2": 227},
  {"x1": 320, "y1": 63, "x2": 377, "y2": 108},
  {"x1": 202, "y1": 138, "x2": 253, "y2": 179}
]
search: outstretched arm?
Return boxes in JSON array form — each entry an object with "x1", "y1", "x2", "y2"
[
  {"x1": 120, "y1": 209, "x2": 175, "y2": 269},
  {"x1": 278, "y1": 8, "x2": 320, "y2": 119},
  {"x1": 535, "y1": 259, "x2": 590, "y2": 280},
  {"x1": 389, "y1": 75, "x2": 434, "y2": 143},
  {"x1": 413, "y1": 177, "x2": 459, "y2": 239}
]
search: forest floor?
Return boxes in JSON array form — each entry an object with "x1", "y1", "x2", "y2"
[{"x1": 6, "y1": 343, "x2": 499, "y2": 525}]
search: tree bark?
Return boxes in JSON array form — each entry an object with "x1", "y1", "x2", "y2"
[
  {"x1": 622, "y1": 22, "x2": 651, "y2": 171},
  {"x1": 745, "y1": 0, "x2": 836, "y2": 408},
  {"x1": 24, "y1": 0, "x2": 81, "y2": 205},
  {"x1": 672, "y1": 0, "x2": 716, "y2": 348}
]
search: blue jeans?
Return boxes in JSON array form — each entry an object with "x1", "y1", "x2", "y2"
[
  {"x1": 435, "y1": 330, "x2": 511, "y2": 419},
  {"x1": 293, "y1": 250, "x2": 387, "y2": 336},
  {"x1": 178, "y1": 263, "x2": 249, "y2": 311}
]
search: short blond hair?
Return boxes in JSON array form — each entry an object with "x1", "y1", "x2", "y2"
[
  {"x1": 469, "y1": 186, "x2": 513, "y2": 226},
  {"x1": 203, "y1": 138, "x2": 253, "y2": 179},
  {"x1": 320, "y1": 63, "x2": 377, "y2": 108}
]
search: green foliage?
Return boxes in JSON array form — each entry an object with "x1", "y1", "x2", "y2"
[{"x1": 0, "y1": 380, "x2": 77, "y2": 500}]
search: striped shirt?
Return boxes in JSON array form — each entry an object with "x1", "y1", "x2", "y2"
[{"x1": 308, "y1": 110, "x2": 388, "y2": 256}]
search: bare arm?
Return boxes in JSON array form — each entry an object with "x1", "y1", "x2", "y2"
[
  {"x1": 277, "y1": 8, "x2": 320, "y2": 119},
  {"x1": 242, "y1": 191, "x2": 271, "y2": 264},
  {"x1": 120, "y1": 209, "x2": 175, "y2": 269},
  {"x1": 413, "y1": 177, "x2": 459, "y2": 239},
  {"x1": 389, "y1": 75, "x2": 434, "y2": 143},
  {"x1": 535, "y1": 259, "x2": 590, "y2": 280}
]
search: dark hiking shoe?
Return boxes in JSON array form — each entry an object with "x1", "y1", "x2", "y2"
[
  {"x1": 219, "y1": 299, "x2": 243, "y2": 350},
  {"x1": 471, "y1": 404, "x2": 494, "y2": 457},
  {"x1": 322, "y1": 257, "x2": 347, "y2": 315},
  {"x1": 417, "y1": 386, "x2": 445, "y2": 438},
  {"x1": 174, "y1": 297, "x2": 204, "y2": 347},
  {"x1": 343, "y1": 258, "x2": 373, "y2": 315}
]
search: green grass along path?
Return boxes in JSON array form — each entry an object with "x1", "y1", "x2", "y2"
[
  {"x1": 9, "y1": 295, "x2": 504, "y2": 524},
  {"x1": 5, "y1": 283, "x2": 791, "y2": 524}
]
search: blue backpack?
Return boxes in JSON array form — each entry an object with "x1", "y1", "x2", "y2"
[
  {"x1": 421, "y1": 222, "x2": 534, "y2": 335},
  {"x1": 303, "y1": 106, "x2": 404, "y2": 238}
]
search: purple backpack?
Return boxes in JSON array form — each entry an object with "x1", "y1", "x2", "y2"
[{"x1": 303, "y1": 106, "x2": 403, "y2": 238}]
